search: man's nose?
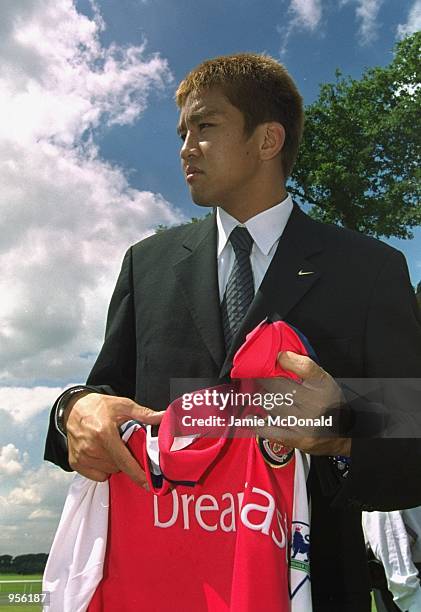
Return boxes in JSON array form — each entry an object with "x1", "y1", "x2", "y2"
[{"x1": 180, "y1": 131, "x2": 199, "y2": 160}]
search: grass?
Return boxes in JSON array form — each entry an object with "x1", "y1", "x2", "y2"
[
  {"x1": 371, "y1": 592, "x2": 378, "y2": 611},
  {"x1": 0, "y1": 573, "x2": 380, "y2": 611},
  {"x1": 0, "y1": 574, "x2": 43, "y2": 611}
]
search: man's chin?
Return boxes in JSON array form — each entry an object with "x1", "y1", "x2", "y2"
[{"x1": 190, "y1": 191, "x2": 215, "y2": 208}]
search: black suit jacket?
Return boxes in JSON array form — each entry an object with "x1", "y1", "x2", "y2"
[{"x1": 45, "y1": 204, "x2": 421, "y2": 611}]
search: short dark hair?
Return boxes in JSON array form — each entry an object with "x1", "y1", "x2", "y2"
[{"x1": 176, "y1": 53, "x2": 304, "y2": 178}]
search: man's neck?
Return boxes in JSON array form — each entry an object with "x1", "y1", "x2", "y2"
[{"x1": 219, "y1": 187, "x2": 288, "y2": 223}]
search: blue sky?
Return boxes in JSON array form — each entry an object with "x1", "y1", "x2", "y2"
[
  {"x1": 0, "y1": 0, "x2": 419, "y2": 556},
  {"x1": 81, "y1": 0, "x2": 421, "y2": 280}
]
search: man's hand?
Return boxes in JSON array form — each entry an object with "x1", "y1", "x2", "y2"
[
  {"x1": 64, "y1": 393, "x2": 164, "y2": 487},
  {"x1": 254, "y1": 351, "x2": 351, "y2": 457}
]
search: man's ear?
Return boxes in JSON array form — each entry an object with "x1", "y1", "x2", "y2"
[{"x1": 259, "y1": 122, "x2": 285, "y2": 161}]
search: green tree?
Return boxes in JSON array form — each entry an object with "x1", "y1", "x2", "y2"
[
  {"x1": 289, "y1": 32, "x2": 421, "y2": 238},
  {"x1": 154, "y1": 212, "x2": 212, "y2": 234},
  {"x1": 11, "y1": 553, "x2": 48, "y2": 574},
  {"x1": 0, "y1": 555, "x2": 13, "y2": 573}
]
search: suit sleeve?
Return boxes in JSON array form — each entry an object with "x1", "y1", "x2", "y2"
[
  {"x1": 340, "y1": 249, "x2": 421, "y2": 510},
  {"x1": 43, "y1": 248, "x2": 137, "y2": 470}
]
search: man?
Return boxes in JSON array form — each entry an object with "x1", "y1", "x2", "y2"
[{"x1": 45, "y1": 53, "x2": 421, "y2": 611}]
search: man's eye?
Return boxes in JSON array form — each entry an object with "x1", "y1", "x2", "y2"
[{"x1": 179, "y1": 124, "x2": 213, "y2": 141}]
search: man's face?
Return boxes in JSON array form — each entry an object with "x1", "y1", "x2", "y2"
[{"x1": 178, "y1": 88, "x2": 262, "y2": 211}]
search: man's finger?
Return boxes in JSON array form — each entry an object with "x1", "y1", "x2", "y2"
[
  {"x1": 112, "y1": 400, "x2": 165, "y2": 426},
  {"x1": 67, "y1": 444, "x2": 120, "y2": 476},
  {"x1": 68, "y1": 463, "x2": 109, "y2": 482},
  {"x1": 66, "y1": 430, "x2": 121, "y2": 474},
  {"x1": 277, "y1": 351, "x2": 323, "y2": 381},
  {"x1": 80, "y1": 455, "x2": 120, "y2": 474},
  {"x1": 102, "y1": 428, "x2": 149, "y2": 489}
]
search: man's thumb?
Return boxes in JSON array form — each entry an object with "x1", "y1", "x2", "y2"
[{"x1": 277, "y1": 350, "x2": 311, "y2": 377}]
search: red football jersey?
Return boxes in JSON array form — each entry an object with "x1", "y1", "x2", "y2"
[
  {"x1": 88, "y1": 320, "x2": 311, "y2": 612},
  {"x1": 88, "y1": 425, "x2": 296, "y2": 611}
]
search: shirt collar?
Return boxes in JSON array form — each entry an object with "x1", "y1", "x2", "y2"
[{"x1": 216, "y1": 194, "x2": 293, "y2": 257}]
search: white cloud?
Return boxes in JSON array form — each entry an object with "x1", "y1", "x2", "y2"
[
  {"x1": 0, "y1": 463, "x2": 73, "y2": 554},
  {"x1": 352, "y1": 0, "x2": 384, "y2": 44},
  {"x1": 0, "y1": 0, "x2": 185, "y2": 387},
  {"x1": 279, "y1": 0, "x2": 386, "y2": 53},
  {"x1": 0, "y1": 0, "x2": 184, "y2": 555},
  {"x1": 0, "y1": 443, "x2": 24, "y2": 476},
  {"x1": 0, "y1": 464, "x2": 72, "y2": 518},
  {"x1": 28, "y1": 508, "x2": 56, "y2": 520},
  {"x1": 8, "y1": 486, "x2": 42, "y2": 506},
  {"x1": 397, "y1": 0, "x2": 421, "y2": 38},
  {"x1": 0, "y1": 386, "x2": 64, "y2": 423},
  {"x1": 288, "y1": 0, "x2": 322, "y2": 30},
  {"x1": 339, "y1": 0, "x2": 384, "y2": 44},
  {"x1": 278, "y1": 0, "x2": 323, "y2": 55}
]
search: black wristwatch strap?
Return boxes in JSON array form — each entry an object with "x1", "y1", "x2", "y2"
[{"x1": 55, "y1": 386, "x2": 93, "y2": 438}]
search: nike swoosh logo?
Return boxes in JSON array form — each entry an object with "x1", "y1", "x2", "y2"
[{"x1": 298, "y1": 270, "x2": 315, "y2": 276}]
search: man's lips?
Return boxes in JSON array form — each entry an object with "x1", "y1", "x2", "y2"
[{"x1": 185, "y1": 166, "x2": 204, "y2": 182}]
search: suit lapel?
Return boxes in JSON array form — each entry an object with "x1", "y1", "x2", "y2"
[
  {"x1": 173, "y1": 212, "x2": 226, "y2": 369},
  {"x1": 172, "y1": 205, "x2": 324, "y2": 378},
  {"x1": 219, "y1": 204, "x2": 324, "y2": 378}
]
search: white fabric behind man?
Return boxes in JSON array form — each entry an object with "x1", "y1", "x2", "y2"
[{"x1": 363, "y1": 508, "x2": 421, "y2": 612}]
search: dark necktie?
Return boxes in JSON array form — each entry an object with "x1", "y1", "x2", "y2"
[{"x1": 221, "y1": 226, "x2": 255, "y2": 350}]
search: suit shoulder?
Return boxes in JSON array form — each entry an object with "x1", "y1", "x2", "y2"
[
  {"x1": 131, "y1": 217, "x2": 210, "y2": 254},
  {"x1": 126, "y1": 215, "x2": 215, "y2": 272},
  {"x1": 307, "y1": 214, "x2": 402, "y2": 261}
]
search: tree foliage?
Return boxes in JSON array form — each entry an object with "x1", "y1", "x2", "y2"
[
  {"x1": 289, "y1": 32, "x2": 421, "y2": 238},
  {"x1": 154, "y1": 211, "x2": 212, "y2": 233},
  {"x1": 0, "y1": 553, "x2": 48, "y2": 574}
]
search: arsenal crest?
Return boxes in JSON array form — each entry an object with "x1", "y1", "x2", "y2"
[{"x1": 257, "y1": 437, "x2": 294, "y2": 467}]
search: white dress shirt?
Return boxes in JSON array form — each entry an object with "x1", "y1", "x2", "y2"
[{"x1": 216, "y1": 194, "x2": 294, "y2": 301}]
